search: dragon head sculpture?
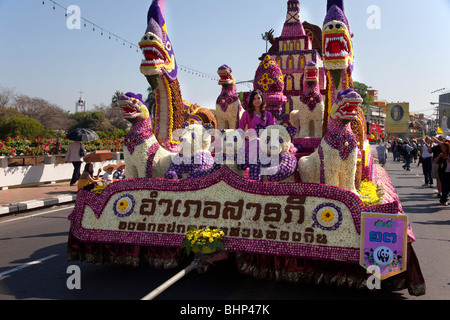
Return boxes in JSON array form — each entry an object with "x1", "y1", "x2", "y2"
[
  {"x1": 139, "y1": 0, "x2": 177, "y2": 88},
  {"x1": 322, "y1": 3, "x2": 353, "y2": 70},
  {"x1": 330, "y1": 89, "x2": 362, "y2": 123},
  {"x1": 217, "y1": 65, "x2": 236, "y2": 86},
  {"x1": 118, "y1": 92, "x2": 150, "y2": 121},
  {"x1": 304, "y1": 61, "x2": 319, "y2": 86}
]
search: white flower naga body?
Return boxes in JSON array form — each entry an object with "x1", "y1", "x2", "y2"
[
  {"x1": 290, "y1": 61, "x2": 325, "y2": 138},
  {"x1": 118, "y1": 93, "x2": 174, "y2": 179},
  {"x1": 298, "y1": 88, "x2": 362, "y2": 193}
]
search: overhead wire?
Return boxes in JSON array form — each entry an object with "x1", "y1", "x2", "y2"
[{"x1": 41, "y1": 0, "x2": 252, "y2": 85}]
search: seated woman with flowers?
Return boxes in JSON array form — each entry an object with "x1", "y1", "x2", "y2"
[{"x1": 77, "y1": 162, "x2": 103, "y2": 191}]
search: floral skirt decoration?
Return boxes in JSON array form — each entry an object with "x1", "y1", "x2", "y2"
[
  {"x1": 234, "y1": 242, "x2": 425, "y2": 296},
  {"x1": 67, "y1": 230, "x2": 186, "y2": 269},
  {"x1": 67, "y1": 230, "x2": 425, "y2": 296}
]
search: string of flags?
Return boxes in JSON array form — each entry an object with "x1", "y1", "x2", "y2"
[{"x1": 41, "y1": 0, "x2": 250, "y2": 85}]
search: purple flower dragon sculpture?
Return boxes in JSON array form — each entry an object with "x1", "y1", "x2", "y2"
[
  {"x1": 118, "y1": 92, "x2": 174, "y2": 178},
  {"x1": 298, "y1": 88, "x2": 362, "y2": 193},
  {"x1": 215, "y1": 65, "x2": 244, "y2": 129}
]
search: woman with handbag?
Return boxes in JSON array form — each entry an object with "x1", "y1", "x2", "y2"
[
  {"x1": 65, "y1": 141, "x2": 85, "y2": 186},
  {"x1": 77, "y1": 163, "x2": 102, "y2": 191}
]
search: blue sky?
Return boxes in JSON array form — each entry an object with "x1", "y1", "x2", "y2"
[{"x1": 1, "y1": 0, "x2": 450, "y2": 119}]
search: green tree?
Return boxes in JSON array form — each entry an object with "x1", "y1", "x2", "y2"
[
  {"x1": 68, "y1": 111, "x2": 115, "y2": 133},
  {"x1": 353, "y1": 81, "x2": 374, "y2": 114},
  {"x1": 0, "y1": 105, "x2": 21, "y2": 124},
  {"x1": 0, "y1": 115, "x2": 44, "y2": 138},
  {"x1": 111, "y1": 90, "x2": 124, "y2": 108},
  {"x1": 94, "y1": 102, "x2": 129, "y2": 131}
]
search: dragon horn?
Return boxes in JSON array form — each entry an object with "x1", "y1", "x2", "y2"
[
  {"x1": 146, "y1": 0, "x2": 166, "y2": 36},
  {"x1": 326, "y1": 0, "x2": 344, "y2": 12}
]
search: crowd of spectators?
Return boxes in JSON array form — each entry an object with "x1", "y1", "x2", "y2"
[{"x1": 384, "y1": 135, "x2": 450, "y2": 206}]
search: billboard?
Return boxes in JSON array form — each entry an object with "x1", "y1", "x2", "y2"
[{"x1": 386, "y1": 103, "x2": 409, "y2": 133}]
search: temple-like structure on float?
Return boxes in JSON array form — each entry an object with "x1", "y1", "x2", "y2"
[
  {"x1": 67, "y1": 0, "x2": 425, "y2": 296},
  {"x1": 268, "y1": 0, "x2": 327, "y2": 117}
]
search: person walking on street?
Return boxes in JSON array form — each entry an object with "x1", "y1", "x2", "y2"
[
  {"x1": 410, "y1": 139, "x2": 418, "y2": 163},
  {"x1": 402, "y1": 142, "x2": 413, "y2": 171},
  {"x1": 392, "y1": 141, "x2": 399, "y2": 162},
  {"x1": 434, "y1": 141, "x2": 450, "y2": 205},
  {"x1": 431, "y1": 135, "x2": 444, "y2": 198},
  {"x1": 376, "y1": 142, "x2": 387, "y2": 167},
  {"x1": 65, "y1": 140, "x2": 85, "y2": 186},
  {"x1": 421, "y1": 137, "x2": 433, "y2": 187}
]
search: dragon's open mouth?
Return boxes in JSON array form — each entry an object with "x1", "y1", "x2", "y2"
[
  {"x1": 217, "y1": 69, "x2": 234, "y2": 85},
  {"x1": 140, "y1": 44, "x2": 170, "y2": 67},
  {"x1": 335, "y1": 101, "x2": 359, "y2": 119},
  {"x1": 118, "y1": 100, "x2": 142, "y2": 118},
  {"x1": 304, "y1": 68, "x2": 318, "y2": 82},
  {"x1": 323, "y1": 34, "x2": 351, "y2": 60}
]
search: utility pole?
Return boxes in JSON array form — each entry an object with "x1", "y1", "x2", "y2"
[
  {"x1": 261, "y1": 32, "x2": 269, "y2": 53},
  {"x1": 433, "y1": 103, "x2": 439, "y2": 131}
]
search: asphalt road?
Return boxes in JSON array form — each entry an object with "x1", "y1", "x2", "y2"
[{"x1": 0, "y1": 157, "x2": 448, "y2": 304}]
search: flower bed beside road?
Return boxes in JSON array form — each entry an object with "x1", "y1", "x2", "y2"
[{"x1": 0, "y1": 136, "x2": 124, "y2": 157}]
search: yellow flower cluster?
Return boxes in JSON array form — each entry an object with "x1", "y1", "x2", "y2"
[
  {"x1": 186, "y1": 228, "x2": 224, "y2": 244},
  {"x1": 93, "y1": 185, "x2": 106, "y2": 195},
  {"x1": 181, "y1": 227, "x2": 225, "y2": 255},
  {"x1": 358, "y1": 180, "x2": 384, "y2": 206}
]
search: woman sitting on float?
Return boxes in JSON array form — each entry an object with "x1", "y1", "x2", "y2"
[{"x1": 238, "y1": 90, "x2": 274, "y2": 160}]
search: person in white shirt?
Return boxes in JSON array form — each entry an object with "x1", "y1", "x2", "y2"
[
  {"x1": 102, "y1": 164, "x2": 116, "y2": 185},
  {"x1": 421, "y1": 137, "x2": 433, "y2": 187}
]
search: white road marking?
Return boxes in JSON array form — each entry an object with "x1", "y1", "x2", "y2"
[
  {"x1": 0, "y1": 205, "x2": 74, "y2": 225},
  {"x1": 0, "y1": 254, "x2": 59, "y2": 277}
]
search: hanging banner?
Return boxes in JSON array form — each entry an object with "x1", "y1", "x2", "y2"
[
  {"x1": 385, "y1": 103, "x2": 409, "y2": 133},
  {"x1": 360, "y1": 212, "x2": 408, "y2": 280}
]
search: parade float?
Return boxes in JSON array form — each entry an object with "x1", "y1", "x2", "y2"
[{"x1": 67, "y1": 0, "x2": 425, "y2": 296}]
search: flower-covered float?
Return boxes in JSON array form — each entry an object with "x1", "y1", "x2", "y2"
[{"x1": 67, "y1": 0, "x2": 425, "y2": 296}]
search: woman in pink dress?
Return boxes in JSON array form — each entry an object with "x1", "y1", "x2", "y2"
[
  {"x1": 239, "y1": 90, "x2": 274, "y2": 131},
  {"x1": 239, "y1": 90, "x2": 274, "y2": 162}
]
